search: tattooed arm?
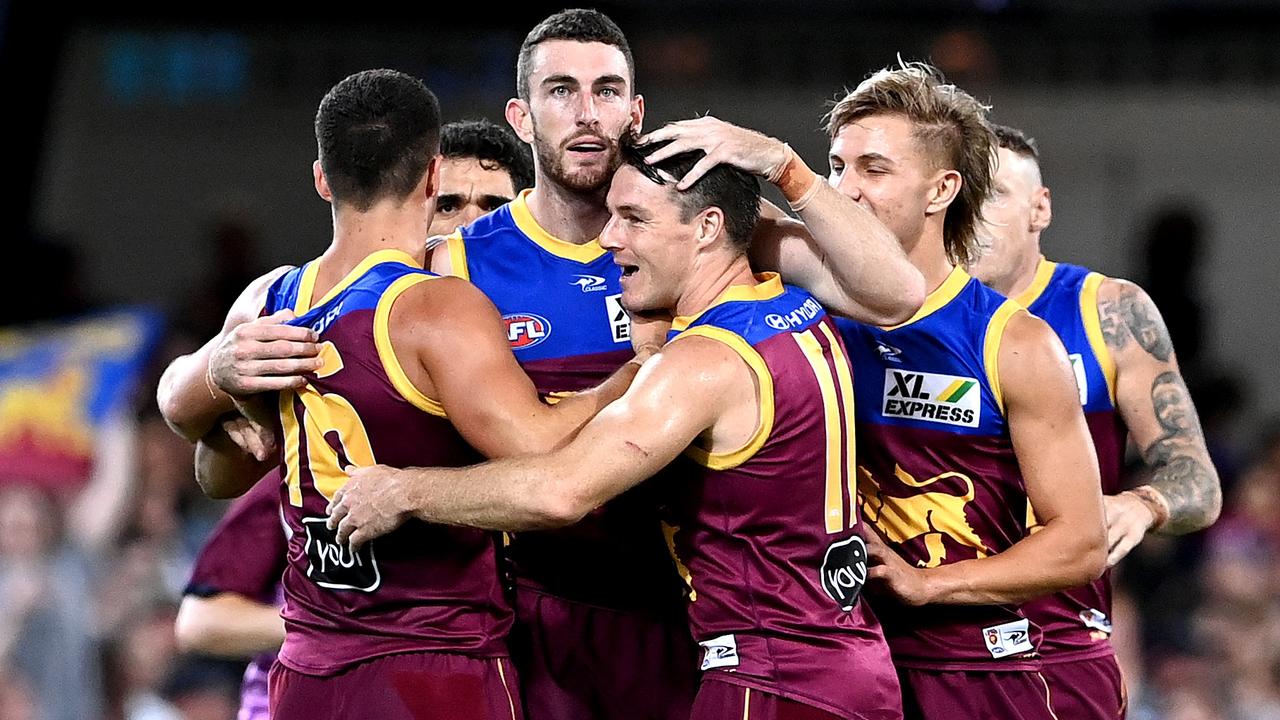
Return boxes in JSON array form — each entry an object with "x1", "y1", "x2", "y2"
[{"x1": 1096, "y1": 278, "x2": 1222, "y2": 565}]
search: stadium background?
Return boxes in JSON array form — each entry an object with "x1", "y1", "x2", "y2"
[{"x1": 1, "y1": 1, "x2": 1278, "y2": 718}]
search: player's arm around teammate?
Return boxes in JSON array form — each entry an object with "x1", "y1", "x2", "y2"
[
  {"x1": 1095, "y1": 279, "x2": 1221, "y2": 565},
  {"x1": 868, "y1": 311, "x2": 1108, "y2": 606},
  {"x1": 192, "y1": 274, "x2": 663, "y2": 502},
  {"x1": 638, "y1": 117, "x2": 926, "y2": 325},
  {"x1": 329, "y1": 329, "x2": 747, "y2": 546},
  {"x1": 156, "y1": 270, "x2": 320, "y2": 443}
]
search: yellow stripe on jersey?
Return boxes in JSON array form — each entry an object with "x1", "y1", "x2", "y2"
[
  {"x1": 983, "y1": 299, "x2": 1025, "y2": 415},
  {"x1": 445, "y1": 231, "x2": 470, "y2": 281},
  {"x1": 796, "y1": 328, "x2": 846, "y2": 534},
  {"x1": 509, "y1": 190, "x2": 607, "y2": 263},
  {"x1": 676, "y1": 325, "x2": 775, "y2": 470},
  {"x1": 293, "y1": 262, "x2": 319, "y2": 315},
  {"x1": 1013, "y1": 257, "x2": 1057, "y2": 308},
  {"x1": 671, "y1": 273, "x2": 786, "y2": 333},
  {"x1": 817, "y1": 322, "x2": 859, "y2": 530},
  {"x1": 280, "y1": 390, "x2": 303, "y2": 507},
  {"x1": 742, "y1": 687, "x2": 752, "y2": 720},
  {"x1": 661, "y1": 521, "x2": 697, "y2": 602},
  {"x1": 1080, "y1": 272, "x2": 1118, "y2": 404},
  {"x1": 296, "y1": 249, "x2": 423, "y2": 315},
  {"x1": 373, "y1": 274, "x2": 447, "y2": 417},
  {"x1": 883, "y1": 265, "x2": 971, "y2": 330}
]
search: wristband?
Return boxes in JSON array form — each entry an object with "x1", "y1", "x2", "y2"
[
  {"x1": 204, "y1": 365, "x2": 225, "y2": 402},
  {"x1": 1126, "y1": 486, "x2": 1171, "y2": 531},
  {"x1": 769, "y1": 143, "x2": 822, "y2": 207}
]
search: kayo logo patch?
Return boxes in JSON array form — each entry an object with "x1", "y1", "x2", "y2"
[
  {"x1": 503, "y1": 313, "x2": 551, "y2": 350},
  {"x1": 882, "y1": 369, "x2": 981, "y2": 428}
]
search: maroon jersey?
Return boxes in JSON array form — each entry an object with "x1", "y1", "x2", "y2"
[
  {"x1": 186, "y1": 467, "x2": 286, "y2": 603},
  {"x1": 263, "y1": 249, "x2": 507, "y2": 676},
  {"x1": 184, "y1": 472, "x2": 285, "y2": 719},
  {"x1": 838, "y1": 267, "x2": 1043, "y2": 671},
  {"x1": 666, "y1": 274, "x2": 900, "y2": 720},
  {"x1": 1016, "y1": 260, "x2": 1128, "y2": 662},
  {"x1": 449, "y1": 194, "x2": 686, "y2": 611}
]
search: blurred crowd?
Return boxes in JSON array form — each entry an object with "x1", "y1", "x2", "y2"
[{"x1": 0, "y1": 206, "x2": 1275, "y2": 720}]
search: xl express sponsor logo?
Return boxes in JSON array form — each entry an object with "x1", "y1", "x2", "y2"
[
  {"x1": 882, "y1": 369, "x2": 981, "y2": 427},
  {"x1": 502, "y1": 313, "x2": 552, "y2": 349}
]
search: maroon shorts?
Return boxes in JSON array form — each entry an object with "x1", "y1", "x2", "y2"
[
  {"x1": 268, "y1": 651, "x2": 522, "y2": 720},
  {"x1": 1041, "y1": 655, "x2": 1127, "y2": 719},
  {"x1": 898, "y1": 667, "x2": 1056, "y2": 720},
  {"x1": 690, "y1": 678, "x2": 849, "y2": 720},
  {"x1": 511, "y1": 587, "x2": 698, "y2": 720}
]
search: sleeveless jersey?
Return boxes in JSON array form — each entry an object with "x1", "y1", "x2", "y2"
[
  {"x1": 838, "y1": 266, "x2": 1041, "y2": 671},
  {"x1": 264, "y1": 249, "x2": 507, "y2": 676},
  {"x1": 1016, "y1": 259, "x2": 1126, "y2": 663},
  {"x1": 666, "y1": 273, "x2": 900, "y2": 719},
  {"x1": 448, "y1": 190, "x2": 685, "y2": 611}
]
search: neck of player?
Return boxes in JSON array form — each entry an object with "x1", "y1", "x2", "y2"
[
  {"x1": 675, "y1": 256, "x2": 757, "y2": 319},
  {"x1": 905, "y1": 230, "x2": 957, "y2": 293},
  {"x1": 320, "y1": 202, "x2": 430, "y2": 286},
  {"x1": 996, "y1": 247, "x2": 1045, "y2": 299},
  {"x1": 524, "y1": 182, "x2": 612, "y2": 245}
]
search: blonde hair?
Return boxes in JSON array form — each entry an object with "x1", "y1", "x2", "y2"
[{"x1": 825, "y1": 61, "x2": 995, "y2": 267}]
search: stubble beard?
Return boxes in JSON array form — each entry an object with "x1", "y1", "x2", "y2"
[{"x1": 533, "y1": 131, "x2": 621, "y2": 195}]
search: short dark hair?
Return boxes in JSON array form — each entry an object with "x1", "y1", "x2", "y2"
[
  {"x1": 440, "y1": 119, "x2": 535, "y2": 193},
  {"x1": 314, "y1": 69, "x2": 441, "y2": 212},
  {"x1": 991, "y1": 123, "x2": 1040, "y2": 163},
  {"x1": 620, "y1": 135, "x2": 760, "y2": 253},
  {"x1": 517, "y1": 9, "x2": 634, "y2": 101}
]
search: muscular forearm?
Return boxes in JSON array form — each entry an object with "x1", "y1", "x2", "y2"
[
  {"x1": 499, "y1": 356, "x2": 645, "y2": 457},
  {"x1": 401, "y1": 457, "x2": 589, "y2": 532},
  {"x1": 922, "y1": 523, "x2": 1105, "y2": 605},
  {"x1": 175, "y1": 593, "x2": 284, "y2": 658},
  {"x1": 788, "y1": 186, "x2": 925, "y2": 324},
  {"x1": 1138, "y1": 447, "x2": 1222, "y2": 535},
  {"x1": 158, "y1": 343, "x2": 235, "y2": 441}
]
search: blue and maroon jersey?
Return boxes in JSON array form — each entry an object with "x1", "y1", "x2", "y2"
[
  {"x1": 838, "y1": 266, "x2": 1042, "y2": 671},
  {"x1": 665, "y1": 273, "x2": 900, "y2": 719},
  {"x1": 1016, "y1": 259, "x2": 1126, "y2": 663},
  {"x1": 263, "y1": 249, "x2": 507, "y2": 676},
  {"x1": 184, "y1": 470, "x2": 286, "y2": 719},
  {"x1": 447, "y1": 190, "x2": 685, "y2": 611}
]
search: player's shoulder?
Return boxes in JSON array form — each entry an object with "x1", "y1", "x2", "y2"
[
  {"x1": 1095, "y1": 275, "x2": 1149, "y2": 305},
  {"x1": 227, "y1": 264, "x2": 297, "y2": 327}
]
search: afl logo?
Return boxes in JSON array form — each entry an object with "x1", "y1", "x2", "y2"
[{"x1": 502, "y1": 313, "x2": 552, "y2": 349}]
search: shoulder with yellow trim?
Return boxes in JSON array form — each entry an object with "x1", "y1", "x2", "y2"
[
  {"x1": 991, "y1": 307, "x2": 1079, "y2": 415},
  {"x1": 665, "y1": 327, "x2": 775, "y2": 471}
]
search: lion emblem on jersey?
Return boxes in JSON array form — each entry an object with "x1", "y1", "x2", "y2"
[{"x1": 858, "y1": 464, "x2": 991, "y2": 568}]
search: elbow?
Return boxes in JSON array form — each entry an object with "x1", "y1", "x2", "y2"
[
  {"x1": 157, "y1": 389, "x2": 199, "y2": 443},
  {"x1": 885, "y1": 267, "x2": 928, "y2": 324},
  {"x1": 1065, "y1": 529, "x2": 1108, "y2": 587},
  {"x1": 861, "y1": 266, "x2": 927, "y2": 326},
  {"x1": 536, "y1": 488, "x2": 593, "y2": 529},
  {"x1": 174, "y1": 598, "x2": 215, "y2": 654}
]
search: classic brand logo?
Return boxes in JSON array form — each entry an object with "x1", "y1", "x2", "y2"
[
  {"x1": 881, "y1": 369, "x2": 981, "y2": 427},
  {"x1": 571, "y1": 274, "x2": 608, "y2": 292},
  {"x1": 502, "y1": 313, "x2": 552, "y2": 349},
  {"x1": 982, "y1": 618, "x2": 1034, "y2": 659}
]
